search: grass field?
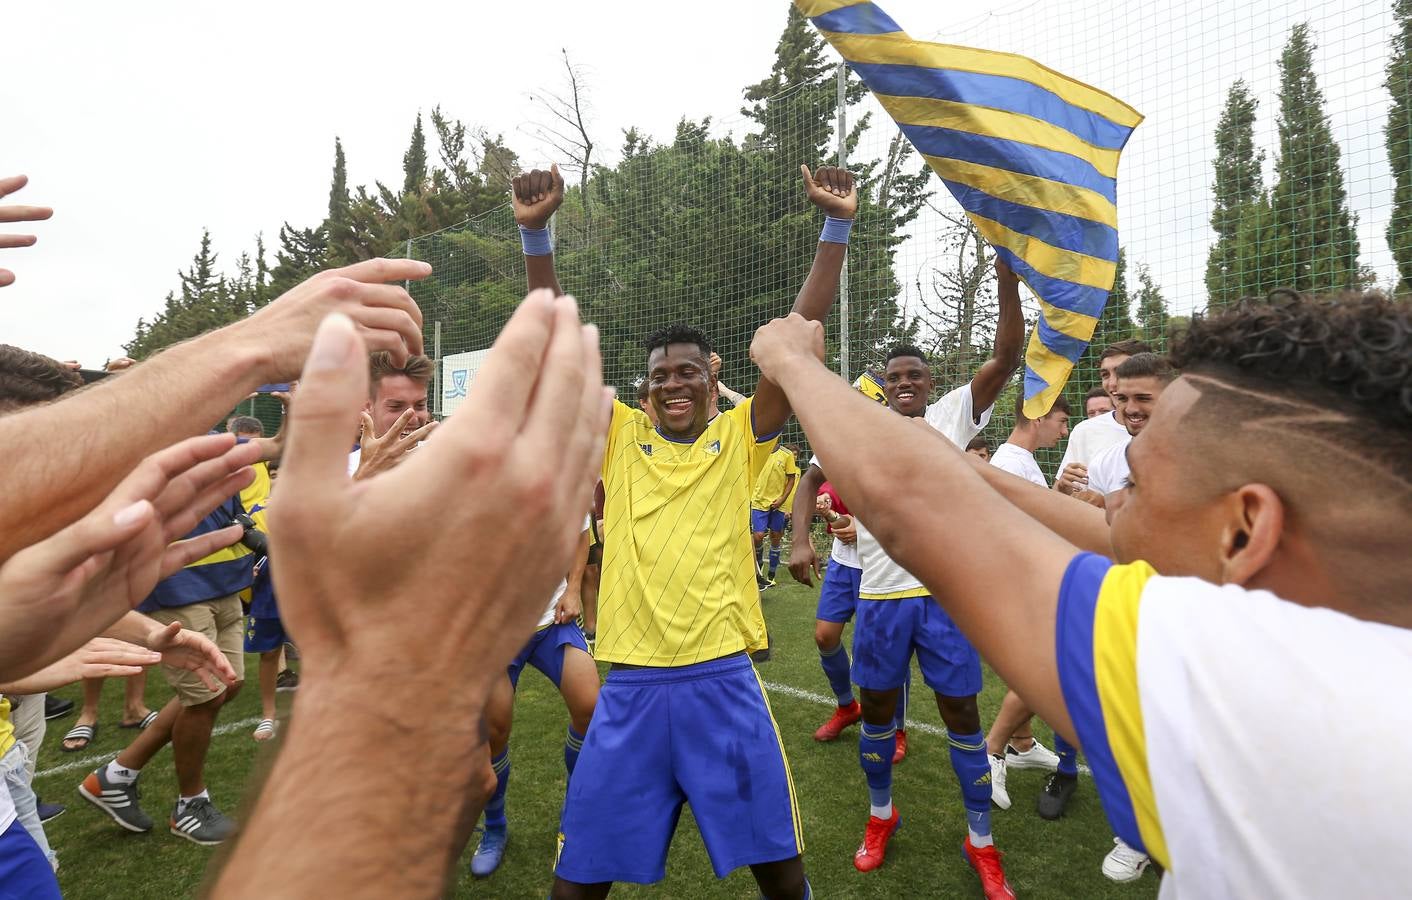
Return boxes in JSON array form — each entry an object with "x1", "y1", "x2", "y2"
[{"x1": 35, "y1": 579, "x2": 1160, "y2": 899}]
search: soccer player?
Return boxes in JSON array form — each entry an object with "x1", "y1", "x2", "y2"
[
  {"x1": 1083, "y1": 353, "x2": 1176, "y2": 509},
  {"x1": 981, "y1": 393, "x2": 1071, "y2": 812},
  {"x1": 513, "y1": 161, "x2": 856, "y2": 900},
  {"x1": 965, "y1": 435, "x2": 991, "y2": 461},
  {"x1": 1083, "y1": 385, "x2": 1114, "y2": 419},
  {"x1": 840, "y1": 260, "x2": 1023, "y2": 898},
  {"x1": 468, "y1": 520, "x2": 597, "y2": 877},
  {"x1": 750, "y1": 290, "x2": 1412, "y2": 897},
  {"x1": 348, "y1": 352, "x2": 436, "y2": 479},
  {"x1": 752, "y1": 444, "x2": 800, "y2": 587},
  {"x1": 1053, "y1": 339, "x2": 1151, "y2": 495}
]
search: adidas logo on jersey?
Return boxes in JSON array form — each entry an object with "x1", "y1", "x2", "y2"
[{"x1": 639, "y1": 443, "x2": 653, "y2": 457}]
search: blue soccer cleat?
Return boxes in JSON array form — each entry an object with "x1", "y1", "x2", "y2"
[{"x1": 470, "y1": 824, "x2": 507, "y2": 877}]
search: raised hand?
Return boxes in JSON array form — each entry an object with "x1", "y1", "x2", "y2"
[
  {"x1": 228, "y1": 258, "x2": 431, "y2": 380},
  {"x1": 750, "y1": 313, "x2": 826, "y2": 383},
  {"x1": 145, "y1": 620, "x2": 238, "y2": 691},
  {"x1": 352, "y1": 407, "x2": 437, "y2": 480},
  {"x1": 0, "y1": 175, "x2": 53, "y2": 288},
  {"x1": 0, "y1": 638, "x2": 162, "y2": 694},
  {"x1": 511, "y1": 164, "x2": 566, "y2": 230},
  {"x1": 0, "y1": 433, "x2": 260, "y2": 682},
  {"x1": 801, "y1": 165, "x2": 858, "y2": 220}
]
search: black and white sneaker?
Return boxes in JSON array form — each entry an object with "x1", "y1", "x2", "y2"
[
  {"x1": 275, "y1": 669, "x2": 300, "y2": 692},
  {"x1": 170, "y1": 797, "x2": 236, "y2": 846},
  {"x1": 79, "y1": 767, "x2": 153, "y2": 833}
]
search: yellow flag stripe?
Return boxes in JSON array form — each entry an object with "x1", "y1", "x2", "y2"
[
  {"x1": 920, "y1": 153, "x2": 1117, "y2": 228},
  {"x1": 968, "y1": 213, "x2": 1117, "y2": 289}
]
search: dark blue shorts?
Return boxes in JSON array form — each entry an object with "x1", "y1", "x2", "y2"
[
  {"x1": 508, "y1": 622, "x2": 590, "y2": 689},
  {"x1": 555, "y1": 654, "x2": 803, "y2": 884},
  {"x1": 750, "y1": 508, "x2": 787, "y2": 534},
  {"x1": 0, "y1": 819, "x2": 60, "y2": 899},
  {"x1": 243, "y1": 616, "x2": 288, "y2": 654},
  {"x1": 852, "y1": 595, "x2": 981, "y2": 697},
  {"x1": 816, "y1": 560, "x2": 860, "y2": 624}
]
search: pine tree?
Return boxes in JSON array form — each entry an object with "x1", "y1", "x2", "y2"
[
  {"x1": 1088, "y1": 249, "x2": 1134, "y2": 352},
  {"x1": 402, "y1": 114, "x2": 427, "y2": 196},
  {"x1": 1265, "y1": 23, "x2": 1360, "y2": 294},
  {"x1": 269, "y1": 223, "x2": 328, "y2": 296},
  {"x1": 1133, "y1": 263, "x2": 1170, "y2": 348},
  {"x1": 1205, "y1": 80, "x2": 1265, "y2": 308},
  {"x1": 1387, "y1": 0, "x2": 1412, "y2": 293},
  {"x1": 328, "y1": 138, "x2": 351, "y2": 225}
]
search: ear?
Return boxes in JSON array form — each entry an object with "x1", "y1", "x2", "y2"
[{"x1": 1218, "y1": 483, "x2": 1284, "y2": 586}]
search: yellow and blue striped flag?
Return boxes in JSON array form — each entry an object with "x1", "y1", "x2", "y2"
[{"x1": 795, "y1": 0, "x2": 1143, "y2": 416}]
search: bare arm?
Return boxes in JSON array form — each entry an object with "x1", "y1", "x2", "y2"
[
  {"x1": 717, "y1": 381, "x2": 747, "y2": 406},
  {"x1": 966, "y1": 455, "x2": 1113, "y2": 555},
  {"x1": 788, "y1": 464, "x2": 828, "y2": 586},
  {"x1": 772, "y1": 472, "x2": 797, "y2": 510},
  {"x1": 968, "y1": 257, "x2": 1026, "y2": 416},
  {"x1": 752, "y1": 316, "x2": 1081, "y2": 743},
  {"x1": 0, "y1": 258, "x2": 429, "y2": 559},
  {"x1": 555, "y1": 527, "x2": 592, "y2": 624},
  {"x1": 513, "y1": 165, "x2": 565, "y2": 297},
  {"x1": 751, "y1": 166, "x2": 857, "y2": 437}
]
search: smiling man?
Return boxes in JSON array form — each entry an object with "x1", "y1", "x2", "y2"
[
  {"x1": 1083, "y1": 354, "x2": 1176, "y2": 511},
  {"x1": 749, "y1": 291, "x2": 1412, "y2": 898},
  {"x1": 512, "y1": 161, "x2": 857, "y2": 900},
  {"x1": 348, "y1": 352, "x2": 436, "y2": 480}
]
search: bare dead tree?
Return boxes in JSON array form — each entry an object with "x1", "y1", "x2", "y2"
[
  {"x1": 528, "y1": 49, "x2": 595, "y2": 222},
  {"x1": 916, "y1": 209, "x2": 998, "y2": 371}
]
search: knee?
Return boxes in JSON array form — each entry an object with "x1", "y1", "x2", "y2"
[
  {"x1": 813, "y1": 622, "x2": 840, "y2": 651},
  {"x1": 223, "y1": 680, "x2": 244, "y2": 704},
  {"x1": 938, "y1": 696, "x2": 980, "y2": 732},
  {"x1": 858, "y1": 689, "x2": 895, "y2": 723}
]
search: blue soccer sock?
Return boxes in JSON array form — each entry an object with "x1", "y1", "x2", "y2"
[
  {"x1": 819, "y1": 643, "x2": 854, "y2": 707},
  {"x1": 759, "y1": 877, "x2": 811, "y2": 900},
  {"x1": 894, "y1": 669, "x2": 911, "y2": 732},
  {"x1": 485, "y1": 749, "x2": 511, "y2": 829},
  {"x1": 564, "y1": 726, "x2": 585, "y2": 778},
  {"x1": 859, "y1": 721, "x2": 897, "y2": 818},
  {"x1": 768, "y1": 545, "x2": 781, "y2": 576},
  {"x1": 948, "y1": 729, "x2": 993, "y2": 847},
  {"x1": 1055, "y1": 733, "x2": 1079, "y2": 777}
]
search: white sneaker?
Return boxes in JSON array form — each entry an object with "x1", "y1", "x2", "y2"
[
  {"x1": 989, "y1": 755, "x2": 1011, "y2": 810},
  {"x1": 1101, "y1": 837, "x2": 1151, "y2": 883},
  {"x1": 1005, "y1": 738, "x2": 1060, "y2": 771}
]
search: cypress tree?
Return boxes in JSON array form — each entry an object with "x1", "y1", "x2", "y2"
[
  {"x1": 1205, "y1": 80, "x2": 1265, "y2": 308},
  {"x1": 1386, "y1": 0, "x2": 1412, "y2": 293}
]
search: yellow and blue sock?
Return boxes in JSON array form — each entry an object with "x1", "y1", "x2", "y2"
[
  {"x1": 948, "y1": 729, "x2": 993, "y2": 847},
  {"x1": 485, "y1": 749, "x2": 511, "y2": 830},
  {"x1": 819, "y1": 643, "x2": 854, "y2": 707},
  {"x1": 860, "y1": 721, "x2": 896, "y2": 818},
  {"x1": 1055, "y1": 733, "x2": 1079, "y2": 777},
  {"x1": 564, "y1": 726, "x2": 585, "y2": 777},
  {"x1": 768, "y1": 545, "x2": 781, "y2": 577}
]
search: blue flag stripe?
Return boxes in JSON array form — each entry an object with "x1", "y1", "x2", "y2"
[
  {"x1": 900, "y1": 124, "x2": 1117, "y2": 206},
  {"x1": 995, "y1": 247, "x2": 1113, "y2": 320},
  {"x1": 1036, "y1": 315, "x2": 1092, "y2": 364},
  {"x1": 942, "y1": 179, "x2": 1119, "y2": 260},
  {"x1": 811, "y1": 3, "x2": 902, "y2": 35},
  {"x1": 847, "y1": 62, "x2": 1133, "y2": 151}
]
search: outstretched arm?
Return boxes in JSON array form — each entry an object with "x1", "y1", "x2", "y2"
[
  {"x1": 751, "y1": 166, "x2": 857, "y2": 437},
  {"x1": 513, "y1": 165, "x2": 565, "y2": 297},
  {"x1": 966, "y1": 455, "x2": 1113, "y2": 555},
  {"x1": 752, "y1": 315, "x2": 1080, "y2": 744},
  {"x1": 968, "y1": 257, "x2": 1026, "y2": 416}
]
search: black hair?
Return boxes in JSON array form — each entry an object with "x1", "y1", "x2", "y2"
[
  {"x1": 884, "y1": 344, "x2": 929, "y2": 366},
  {"x1": 1085, "y1": 385, "x2": 1111, "y2": 402},
  {"x1": 228, "y1": 415, "x2": 264, "y2": 437},
  {"x1": 1100, "y1": 339, "x2": 1153, "y2": 361},
  {"x1": 965, "y1": 434, "x2": 991, "y2": 453},
  {"x1": 1113, "y1": 352, "x2": 1176, "y2": 383},
  {"x1": 1014, "y1": 390, "x2": 1071, "y2": 423},
  {"x1": 645, "y1": 324, "x2": 712, "y2": 360},
  {"x1": 0, "y1": 345, "x2": 83, "y2": 414}
]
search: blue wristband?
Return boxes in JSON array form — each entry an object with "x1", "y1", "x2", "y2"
[
  {"x1": 519, "y1": 225, "x2": 553, "y2": 257},
  {"x1": 820, "y1": 216, "x2": 854, "y2": 245}
]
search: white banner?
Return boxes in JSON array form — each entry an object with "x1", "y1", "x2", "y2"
[{"x1": 440, "y1": 349, "x2": 492, "y2": 418}]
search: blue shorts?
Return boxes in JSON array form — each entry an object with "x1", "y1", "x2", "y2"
[
  {"x1": 750, "y1": 508, "x2": 787, "y2": 534},
  {"x1": 556, "y1": 653, "x2": 803, "y2": 884},
  {"x1": 244, "y1": 615, "x2": 288, "y2": 654},
  {"x1": 851, "y1": 595, "x2": 982, "y2": 697},
  {"x1": 0, "y1": 819, "x2": 60, "y2": 900},
  {"x1": 508, "y1": 622, "x2": 590, "y2": 689},
  {"x1": 816, "y1": 560, "x2": 860, "y2": 624}
]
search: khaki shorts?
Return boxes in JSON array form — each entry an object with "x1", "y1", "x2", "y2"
[{"x1": 148, "y1": 594, "x2": 246, "y2": 706}]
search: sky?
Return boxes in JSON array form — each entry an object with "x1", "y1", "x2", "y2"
[{"x1": 2, "y1": 0, "x2": 1399, "y2": 364}]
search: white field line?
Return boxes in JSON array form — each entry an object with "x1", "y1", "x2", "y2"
[{"x1": 38, "y1": 680, "x2": 1088, "y2": 780}]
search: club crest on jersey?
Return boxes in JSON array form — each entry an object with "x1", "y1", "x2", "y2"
[
  {"x1": 639, "y1": 443, "x2": 654, "y2": 457},
  {"x1": 705, "y1": 440, "x2": 721, "y2": 455}
]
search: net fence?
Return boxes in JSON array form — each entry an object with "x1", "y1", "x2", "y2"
[{"x1": 399, "y1": 0, "x2": 1399, "y2": 477}]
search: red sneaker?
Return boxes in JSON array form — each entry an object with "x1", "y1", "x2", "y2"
[
  {"x1": 813, "y1": 700, "x2": 862, "y2": 742},
  {"x1": 963, "y1": 837, "x2": 1017, "y2": 899},
  {"x1": 853, "y1": 808, "x2": 901, "y2": 872},
  {"x1": 892, "y1": 729, "x2": 908, "y2": 764}
]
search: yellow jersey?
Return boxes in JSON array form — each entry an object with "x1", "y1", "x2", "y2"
[
  {"x1": 751, "y1": 447, "x2": 800, "y2": 511},
  {"x1": 0, "y1": 697, "x2": 14, "y2": 758},
  {"x1": 597, "y1": 398, "x2": 777, "y2": 666}
]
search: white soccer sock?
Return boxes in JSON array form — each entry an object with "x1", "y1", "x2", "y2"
[
  {"x1": 969, "y1": 827, "x2": 994, "y2": 848},
  {"x1": 870, "y1": 801, "x2": 893, "y2": 819},
  {"x1": 105, "y1": 760, "x2": 138, "y2": 785},
  {"x1": 177, "y1": 788, "x2": 210, "y2": 814}
]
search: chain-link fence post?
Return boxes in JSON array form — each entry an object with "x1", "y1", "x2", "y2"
[{"x1": 836, "y1": 62, "x2": 851, "y2": 383}]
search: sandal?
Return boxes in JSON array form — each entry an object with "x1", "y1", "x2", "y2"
[
  {"x1": 60, "y1": 722, "x2": 98, "y2": 752},
  {"x1": 253, "y1": 719, "x2": 277, "y2": 742},
  {"x1": 119, "y1": 711, "x2": 158, "y2": 730}
]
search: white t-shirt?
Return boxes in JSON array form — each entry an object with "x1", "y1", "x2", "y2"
[
  {"x1": 347, "y1": 448, "x2": 361, "y2": 477},
  {"x1": 990, "y1": 442, "x2": 1046, "y2": 487},
  {"x1": 808, "y1": 454, "x2": 859, "y2": 569},
  {"x1": 856, "y1": 384, "x2": 992, "y2": 598},
  {"x1": 1085, "y1": 436, "x2": 1133, "y2": 497},
  {"x1": 1056, "y1": 554, "x2": 1412, "y2": 899},
  {"x1": 535, "y1": 516, "x2": 592, "y2": 628},
  {"x1": 1054, "y1": 410, "x2": 1129, "y2": 479}
]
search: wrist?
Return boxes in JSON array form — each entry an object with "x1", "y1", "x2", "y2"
[
  {"x1": 211, "y1": 319, "x2": 278, "y2": 389},
  {"x1": 519, "y1": 224, "x2": 553, "y2": 257},
  {"x1": 820, "y1": 216, "x2": 854, "y2": 245}
]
